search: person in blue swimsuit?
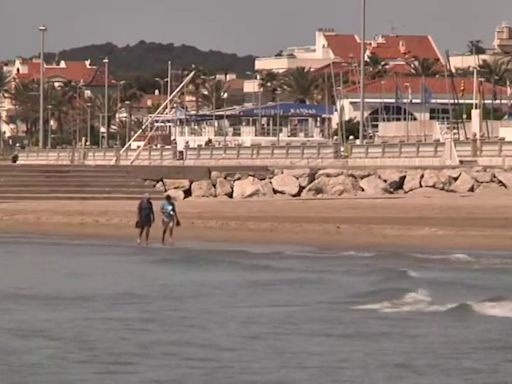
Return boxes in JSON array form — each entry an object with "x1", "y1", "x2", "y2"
[{"x1": 160, "y1": 194, "x2": 181, "y2": 245}]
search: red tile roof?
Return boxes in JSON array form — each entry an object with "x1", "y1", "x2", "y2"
[
  {"x1": 323, "y1": 34, "x2": 361, "y2": 62},
  {"x1": 15, "y1": 60, "x2": 116, "y2": 86},
  {"x1": 344, "y1": 75, "x2": 508, "y2": 100},
  {"x1": 367, "y1": 35, "x2": 443, "y2": 61},
  {"x1": 323, "y1": 34, "x2": 443, "y2": 64}
]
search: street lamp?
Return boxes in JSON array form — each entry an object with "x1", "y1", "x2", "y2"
[
  {"x1": 103, "y1": 57, "x2": 109, "y2": 148},
  {"x1": 46, "y1": 105, "x2": 53, "y2": 148},
  {"x1": 38, "y1": 25, "x2": 47, "y2": 149},
  {"x1": 85, "y1": 102, "x2": 92, "y2": 146},
  {"x1": 154, "y1": 77, "x2": 166, "y2": 98},
  {"x1": 221, "y1": 91, "x2": 228, "y2": 145},
  {"x1": 124, "y1": 101, "x2": 131, "y2": 146},
  {"x1": 404, "y1": 83, "x2": 411, "y2": 142},
  {"x1": 359, "y1": 0, "x2": 366, "y2": 143},
  {"x1": 167, "y1": 61, "x2": 172, "y2": 111}
]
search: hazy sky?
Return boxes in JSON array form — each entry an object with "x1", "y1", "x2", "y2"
[{"x1": 1, "y1": 0, "x2": 511, "y2": 60}]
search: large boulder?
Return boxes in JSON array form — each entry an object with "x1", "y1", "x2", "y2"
[
  {"x1": 346, "y1": 170, "x2": 375, "y2": 180},
  {"x1": 443, "y1": 168, "x2": 462, "y2": 181},
  {"x1": 472, "y1": 171, "x2": 494, "y2": 184},
  {"x1": 335, "y1": 175, "x2": 360, "y2": 195},
  {"x1": 210, "y1": 171, "x2": 225, "y2": 186},
  {"x1": 165, "y1": 189, "x2": 185, "y2": 201},
  {"x1": 164, "y1": 179, "x2": 191, "y2": 191},
  {"x1": 449, "y1": 172, "x2": 475, "y2": 193},
  {"x1": 302, "y1": 177, "x2": 336, "y2": 197},
  {"x1": 377, "y1": 169, "x2": 406, "y2": 191},
  {"x1": 216, "y1": 178, "x2": 233, "y2": 198},
  {"x1": 233, "y1": 177, "x2": 274, "y2": 199},
  {"x1": 282, "y1": 168, "x2": 313, "y2": 188},
  {"x1": 403, "y1": 170, "x2": 423, "y2": 193},
  {"x1": 271, "y1": 174, "x2": 300, "y2": 196},
  {"x1": 360, "y1": 175, "x2": 388, "y2": 196},
  {"x1": 191, "y1": 180, "x2": 216, "y2": 198},
  {"x1": 494, "y1": 171, "x2": 512, "y2": 189},
  {"x1": 302, "y1": 175, "x2": 359, "y2": 198},
  {"x1": 421, "y1": 170, "x2": 444, "y2": 190},
  {"x1": 476, "y1": 182, "x2": 509, "y2": 195},
  {"x1": 315, "y1": 168, "x2": 344, "y2": 179}
]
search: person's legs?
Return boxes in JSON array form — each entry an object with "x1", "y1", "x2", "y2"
[
  {"x1": 137, "y1": 227, "x2": 145, "y2": 245},
  {"x1": 161, "y1": 220, "x2": 169, "y2": 245},
  {"x1": 168, "y1": 217, "x2": 175, "y2": 245},
  {"x1": 144, "y1": 226, "x2": 151, "y2": 245}
]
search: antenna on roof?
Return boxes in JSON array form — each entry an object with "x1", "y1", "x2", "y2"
[{"x1": 390, "y1": 21, "x2": 397, "y2": 36}]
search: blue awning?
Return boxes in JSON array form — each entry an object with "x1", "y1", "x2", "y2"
[{"x1": 238, "y1": 102, "x2": 333, "y2": 117}]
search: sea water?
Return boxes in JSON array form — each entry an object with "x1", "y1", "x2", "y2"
[{"x1": 0, "y1": 235, "x2": 511, "y2": 383}]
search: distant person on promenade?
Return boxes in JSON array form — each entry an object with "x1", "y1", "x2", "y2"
[
  {"x1": 136, "y1": 193, "x2": 155, "y2": 245},
  {"x1": 160, "y1": 194, "x2": 181, "y2": 245}
]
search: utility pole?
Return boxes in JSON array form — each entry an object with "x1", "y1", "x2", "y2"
[
  {"x1": 167, "y1": 61, "x2": 172, "y2": 112},
  {"x1": 359, "y1": 0, "x2": 366, "y2": 143},
  {"x1": 38, "y1": 25, "x2": 47, "y2": 148},
  {"x1": 103, "y1": 57, "x2": 109, "y2": 148}
]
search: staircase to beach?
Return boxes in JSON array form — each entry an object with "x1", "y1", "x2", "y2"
[{"x1": 0, "y1": 165, "x2": 155, "y2": 201}]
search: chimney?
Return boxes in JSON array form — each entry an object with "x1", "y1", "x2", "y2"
[{"x1": 399, "y1": 40, "x2": 408, "y2": 54}]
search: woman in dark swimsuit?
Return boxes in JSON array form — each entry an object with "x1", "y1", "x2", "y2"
[{"x1": 137, "y1": 194, "x2": 155, "y2": 245}]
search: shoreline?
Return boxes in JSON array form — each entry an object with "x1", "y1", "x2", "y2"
[{"x1": 1, "y1": 193, "x2": 512, "y2": 252}]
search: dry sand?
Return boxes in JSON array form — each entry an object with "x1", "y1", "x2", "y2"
[{"x1": 1, "y1": 190, "x2": 512, "y2": 251}]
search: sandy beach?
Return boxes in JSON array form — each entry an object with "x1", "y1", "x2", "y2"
[{"x1": 1, "y1": 189, "x2": 512, "y2": 251}]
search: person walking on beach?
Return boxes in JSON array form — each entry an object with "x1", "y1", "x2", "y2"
[
  {"x1": 160, "y1": 194, "x2": 181, "y2": 245},
  {"x1": 136, "y1": 193, "x2": 155, "y2": 245}
]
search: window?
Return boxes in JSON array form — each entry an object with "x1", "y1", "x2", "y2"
[{"x1": 429, "y1": 108, "x2": 451, "y2": 121}]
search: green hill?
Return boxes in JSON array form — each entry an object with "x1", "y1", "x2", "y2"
[{"x1": 48, "y1": 40, "x2": 256, "y2": 79}]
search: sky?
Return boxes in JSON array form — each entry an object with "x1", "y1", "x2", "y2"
[{"x1": 1, "y1": 0, "x2": 511, "y2": 60}]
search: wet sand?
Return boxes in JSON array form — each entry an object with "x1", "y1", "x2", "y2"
[{"x1": 1, "y1": 190, "x2": 512, "y2": 251}]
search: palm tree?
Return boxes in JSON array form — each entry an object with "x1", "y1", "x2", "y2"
[
  {"x1": 467, "y1": 40, "x2": 486, "y2": 55},
  {"x1": 365, "y1": 55, "x2": 389, "y2": 80},
  {"x1": 281, "y1": 67, "x2": 318, "y2": 103},
  {"x1": 186, "y1": 67, "x2": 208, "y2": 113},
  {"x1": 406, "y1": 57, "x2": 443, "y2": 76},
  {"x1": 201, "y1": 79, "x2": 226, "y2": 110},
  {"x1": 5, "y1": 80, "x2": 39, "y2": 145},
  {"x1": 258, "y1": 71, "x2": 282, "y2": 102},
  {"x1": 478, "y1": 58, "x2": 512, "y2": 86}
]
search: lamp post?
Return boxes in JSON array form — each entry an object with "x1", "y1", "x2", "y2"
[
  {"x1": 46, "y1": 105, "x2": 52, "y2": 148},
  {"x1": 167, "y1": 61, "x2": 172, "y2": 112},
  {"x1": 404, "y1": 83, "x2": 411, "y2": 142},
  {"x1": 85, "y1": 102, "x2": 92, "y2": 146},
  {"x1": 221, "y1": 91, "x2": 228, "y2": 145},
  {"x1": 38, "y1": 25, "x2": 47, "y2": 149},
  {"x1": 154, "y1": 77, "x2": 165, "y2": 98},
  {"x1": 257, "y1": 74, "x2": 262, "y2": 136},
  {"x1": 359, "y1": 0, "x2": 366, "y2": 143},
  {"x1": 103, "y1": 57, "x2": 109, "y2": 148},
  {"x1": 276, "y1": 90, "x2": 281, "y2": 146},
  {"x1": 75, "y1": 81, "x2": 83, "y2": 146},
  {"x1": 124, "y1": 101, "x2": 131, "y2": 146}
]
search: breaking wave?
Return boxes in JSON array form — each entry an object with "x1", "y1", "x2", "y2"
[
  {"x1": 410, "y1": 253, "x2": 475, "y2": 263},
  {"x1": 352, "y1": 289, "x2": 455, "y2": 313},
  {"x1": 353, "y1": 290, "x2": 512, "y2": 318}
]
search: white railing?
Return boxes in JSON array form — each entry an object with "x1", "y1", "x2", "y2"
[
  {"x1": 17, "y1": 143, "x2": 338, "y2": 165},
  {"x1": 348, "y1": 142, "x2": 446, "y2": 159}
]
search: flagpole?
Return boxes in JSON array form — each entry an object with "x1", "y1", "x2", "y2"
[{"x1": 359, "y1": 0, "x2": 366, "y2": 143}]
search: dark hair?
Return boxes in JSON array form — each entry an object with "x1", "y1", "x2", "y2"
[{"x1": 165, "y1": 194, "x2": 172, "y2": 202}]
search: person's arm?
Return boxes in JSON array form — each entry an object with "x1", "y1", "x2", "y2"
[
  {"x1": 137, "y1": 201, "x2": 142, "y2": 219},
  {"x1": 150, "y1": 202, "x2": 155, "y2": 223},
  {"x1": 172, "y1": 201, "x2": 181, "y2": 226}
]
